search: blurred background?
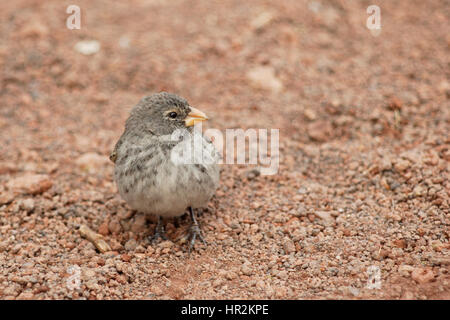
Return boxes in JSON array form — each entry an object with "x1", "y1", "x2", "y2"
[
  {"x1": 1, "y1": 0, "x2": 448, "y2": 155},
  {"x1": 0, "y1": 0, "x2": 448, "y2": 299}
]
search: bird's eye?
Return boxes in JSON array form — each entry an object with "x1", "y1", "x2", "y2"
[{"x1": 168, "y1": 111, "x2": 178, "y2": 119}]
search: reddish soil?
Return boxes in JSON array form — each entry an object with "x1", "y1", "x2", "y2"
[{"x1": 0, "y1": 0, "x2": 449, "y2": 299}]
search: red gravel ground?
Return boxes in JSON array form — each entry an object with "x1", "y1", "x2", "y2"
[{"x1": 0, "y1": 0, "x2": 449, "y2": 299}]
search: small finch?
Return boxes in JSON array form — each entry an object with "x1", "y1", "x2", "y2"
[{"x1": 110, "y1": 92, "x2": 220, "y2": 251}]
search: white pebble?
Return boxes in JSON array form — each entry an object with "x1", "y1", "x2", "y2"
[{"x1": 74, "y1": 40, "x2": 101, "y2": 55}]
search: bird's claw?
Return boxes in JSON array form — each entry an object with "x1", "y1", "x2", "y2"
[
  {"x1": 148, "y1": 230, "x2": 168, "y2": 244},
  {"x1": 186, "y1": 223, "x2": 207, "y2": 254},
  {"x1": 148, "y1": 217, "x2": 168, "y2": 244}
]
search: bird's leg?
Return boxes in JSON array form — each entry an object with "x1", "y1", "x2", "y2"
[
  {"x1": 149, "y1": 216, "x2": 168, "y2": 244},
  {"x1": 187, "y1": 207, "x2": 207, "y2": 253},
  {"x1": 173, "y1": 216, "x2": 181, "y2": 228}
]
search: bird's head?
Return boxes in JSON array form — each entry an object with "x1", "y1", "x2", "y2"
[{"x1": 127, "y1": 92, "x2": 209, "y2": 136}]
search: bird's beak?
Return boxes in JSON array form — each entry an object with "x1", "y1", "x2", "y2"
[{"x1": 185, "y1": 106, "x2": 208, "y2": 127}]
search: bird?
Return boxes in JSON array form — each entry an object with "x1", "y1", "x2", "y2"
[{"x1": 110, "y1": 92, "x2": 220, "y2": 252}]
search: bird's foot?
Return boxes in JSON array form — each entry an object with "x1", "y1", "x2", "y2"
[
  {"x1": 183, "y1": 207, "x2": 207, "y2": 254},
  {"x1": 186, "y1": 223, "x2": 207, "y2": 254},
  {"x1": 148, "y1": 229, "x2": 168, "y2": 244},
  {"x1": 148, "y1": 217, "x2": 168, "y2": 244}
]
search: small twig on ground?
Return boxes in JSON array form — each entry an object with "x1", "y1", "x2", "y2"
[{"x1": 79, "y1": 224, "x2": 111, "y2": 253}]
